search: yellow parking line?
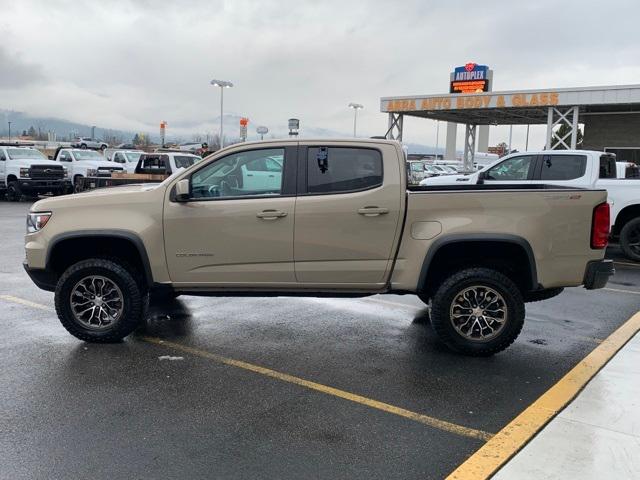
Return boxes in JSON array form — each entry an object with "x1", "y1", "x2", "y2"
[
  {"x1": 142, "y1": 336, "x2": 492, "y2": 442},
  {"x1": 0, "y1": 294, "x2": 492, "y2": 442},
  {"x1": 0, "y1": 294, "x2": 54, "y2": 311},
  {"x1": 446, "y1": 310, "x2": 640, "y2": 480},
  {"x1": 603, "y1": 287, "x2": 640, "y2": 295}
]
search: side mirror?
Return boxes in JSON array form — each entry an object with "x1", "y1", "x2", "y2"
[
  {"x1": 48, "y1": 155, "x2": 53, "y2": 160},
  {"x1": 477, "y1": 170, "x2": 487, "y2": 182},
  {"x1": 175, "y1": 178, "x2": 190, "y2": 202}
]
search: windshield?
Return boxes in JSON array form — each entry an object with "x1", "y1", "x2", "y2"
[
  {"x1": 410, "y1": 163, "x2": 423, "y2": 172},
  {"x1": 6, "y1": 148, "x2": 47, "y2": 160},
  {"x1": 174, "y1": 155, "x2": 199, "y2": 169},
  {"x1": 73, "y1": 150, "x2": 105, "y2": 161},
  {"x1": 124, "y1": 152, "x2": 143, "y2": 163}
]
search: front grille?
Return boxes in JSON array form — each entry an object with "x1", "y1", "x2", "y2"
[
  {"x1": 97, "y1": 167, "x2": 124, "y2": 177},
  {"x1": 29, "y1": 165, "x2": 64, "y2": 180}
]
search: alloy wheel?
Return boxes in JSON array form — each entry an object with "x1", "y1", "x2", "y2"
[{"x1": 449, "y1": 285, "x2": 508, "y2": 342}]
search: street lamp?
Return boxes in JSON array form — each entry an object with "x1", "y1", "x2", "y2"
[
  {"x1": 348, "y1": 103, "x2": 363, "y2": 137},
  {"x1": 7, "y1": 121, "x2": 11, "y2": 141},
  {"x1": 210, "y1": 78, "x2": 233, "y2": 148}
]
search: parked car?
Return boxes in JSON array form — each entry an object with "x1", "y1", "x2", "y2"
[
  {"x1": 423, "y1": 164, "x2": 444, "y2": 177},
  {"x1": 407, "y1": 160, "x2": 428, "y2": 184},
  {"x1": 0, "y1": 144, "x2": 70, "y2": 200},
  {"x1": 107, "y1": 149, "x2": 145, "y2": 173},
  {"x1": 52, "y1": 147, "x2": 124, "y2": 191},
  {"x1": 135, "y1": 152, "x2": 202, "y2": 175},
  {"x1": 420, "y1": 150, "x2": 640, "y2": 261},
  {"x1": 71, "y1": 137, "x2": 108, "y2": 150},
  {"x1": 24, "y1": 139, "x2": 612, "y2": 356}
]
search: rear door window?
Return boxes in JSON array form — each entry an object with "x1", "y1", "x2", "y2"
[
  {"x1": 539, "y1": 155, "x2": 587, "y2": 180},
  {"x1": 598, "y1": 155, "x2": 617, "y2": 179},
  {"x1": 306, "y1": 147, "x2": 383, "y2": 194}
]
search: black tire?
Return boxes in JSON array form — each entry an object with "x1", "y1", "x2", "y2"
[
  {"x1": 619, "y1": 217, "x2": 640, "y2": 262},
  {"x1": 523, "y1": 287, "x2": 564, "y2": 303},
  {"x1": 100, "y1": 144, "x2": 107, "y2": 151},
  {"x1": 73, "y1": 176, "x2": 84, "y2": 193},
  {"x1": 6, "y1": 181, "x2": 21, "y2": 202},
  {"x1": 430, "y1": 268, "x2": 525, "y2": 356},
  {"x1": 80, "y1": 143, "x2": 87, "y2": 149},
  {"x1": 55, "y1": 258, "x2": 147, "y2": 342}
]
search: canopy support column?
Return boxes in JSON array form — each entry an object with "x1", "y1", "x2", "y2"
[
  {"x1": 463, "y1": 124, "x2": 477, "y2": 173},
  {"x1": 546, "y1": 106, "x2": 580, "y2": 149},
  {"x1": 385, "y1": 113, "x2": 403, "y2": 141}
]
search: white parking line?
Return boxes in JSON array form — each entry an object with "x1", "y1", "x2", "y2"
[
  {"x1": 603, "y1": 287, "x2": 640, "y2": 296},
  {"x1": 361, "y1": 297, "x2": 425, "y2": 310},
  {"x1": 613, "y1": 261, "x2": 640, "y2": 269}
]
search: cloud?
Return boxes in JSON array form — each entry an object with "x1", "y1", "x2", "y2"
[
  {"x1": 0, "y1": 0, "x2": 638, "y2": 150},
  {"x1": 0, "y1": 47, "x2": 45, "y2": 89}
]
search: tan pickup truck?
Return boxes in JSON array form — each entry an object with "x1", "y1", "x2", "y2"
[{"x1": 24, "y1": 139, "x2": 613, "y2": 355}]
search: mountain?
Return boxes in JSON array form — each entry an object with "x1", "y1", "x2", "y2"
[
  {"x1": 0, "y1": 110, "x2": 134, "y2": 142},
  {"x1": 0, "y1": 109, "x2": 440, "y2": 153}
]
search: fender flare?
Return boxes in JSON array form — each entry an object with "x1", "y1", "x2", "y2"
[
  {"x1": 417, "y1": 233, "x2": 539, "y2": 292},
  {"x1": 46, "y1": 229, "x2": 154, "y2": 286}
]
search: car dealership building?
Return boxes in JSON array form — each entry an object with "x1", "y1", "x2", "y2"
[{"x1": 381, "y1": 65, "x2": 640, "y2": 171}]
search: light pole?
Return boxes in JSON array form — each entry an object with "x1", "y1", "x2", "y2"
[
  {"x1": 7, "y1": 121, "x2": 11, "y2": 141},
  {"x1": 348, "y1": 103, "x2": 363, "y2": 137},
  {"x1": 210, "y1": 79, "x2": 233, "y2": 148}
]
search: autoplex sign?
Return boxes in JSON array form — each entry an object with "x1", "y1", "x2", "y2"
[
  {"x1": 450, "y1": 63, "x2": 489, "y2": 94},
  {"x1": 382, "y1": 91, "x2": 561, "y2": 112}
]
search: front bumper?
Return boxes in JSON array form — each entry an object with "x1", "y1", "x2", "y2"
[
  {"x1": 23, "y1": 261, "x2": 57, "y2": 292},
  {"x1": 583, "y1": 259, "x2": 614, "y2": 290},
  {"x1": 17, "y1": 179, "x2": 70, "y2": 192}
]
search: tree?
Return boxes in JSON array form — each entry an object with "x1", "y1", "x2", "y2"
[
  {"x1": 132, "y1": 133, "x2": 140, "y2": 145},
  {"x1": 551, "y1": 124, "x2": 583, "y2": 150},
  {"x1": 27, "y1": 126, "x2": 37, "y2": 138}
]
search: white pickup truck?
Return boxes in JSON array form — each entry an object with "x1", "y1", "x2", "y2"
[
  {"x1": 420, "y1": 150, "x2": 640, "y2": 261},
  {"x1": 52, "y1": 148, "x2": 124, "y2": 191},
  {"x1": 106, "y1": 149, "x2": 145, "y2": 173},
  {"x1": 0, "y1": 144, "x2": 70, "y2": 200}
]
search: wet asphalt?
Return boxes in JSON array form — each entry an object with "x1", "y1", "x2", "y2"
[{"x1": 1, "y1": 201, "x2": 639, "y2": 480}]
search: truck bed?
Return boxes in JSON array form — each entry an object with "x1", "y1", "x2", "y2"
[{"x1": 390, "y1": 185, "x2": 608, "y2": 291}]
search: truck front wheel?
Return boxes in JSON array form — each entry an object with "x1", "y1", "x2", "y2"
[
  {"x1": 54, "y1": 258, "x2": 147, "y2": 343},
  {"x1": 6, "y1": 181, "x2": 21, "y2": 202},
  {"x1": 619, "y1": 217, "x2": 640, "y2": 262},
  {"x1": 430, "y1": 268, "x2": 525, "y2": 356}
]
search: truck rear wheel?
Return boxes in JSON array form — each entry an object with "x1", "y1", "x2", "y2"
[
  {"x1": 619, "y1": 217, "x2": 640, "y2": 262},
  {"x1": 430, "y1": 268, "x2": 525, "y2": 356},
  {"x1": 54, "y1": 258, "x2": 146, "y2": 343}
]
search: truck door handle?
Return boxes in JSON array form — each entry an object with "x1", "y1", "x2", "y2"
[
  {"x1": 357, "y1": 206, "x2": 389, "y2": 216},
  {"x1": 256, "y1": 210, "x2": 287, "y2": 219}
]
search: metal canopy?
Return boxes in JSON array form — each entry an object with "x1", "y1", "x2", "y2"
[{"x1": 381, "y1": 84, "x2": 640, "y2": 125}]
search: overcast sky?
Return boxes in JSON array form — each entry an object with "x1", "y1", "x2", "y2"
[{"x1": 1, "y1": 0, "x2": 639, "y2": 148}]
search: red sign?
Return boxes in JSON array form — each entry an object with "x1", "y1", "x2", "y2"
[
  {"x1": 239, "y1": 117, "x2": 249, "y2": 126},
  {"x1": 464, "y1": 62, "x2": 476, "y2": 72}
]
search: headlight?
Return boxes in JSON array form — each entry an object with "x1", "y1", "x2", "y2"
[
  {"x1": 20, "y1": 168, "x2": 30, "y2": 178},
  {"x1": 63, "y1": 167, "x2": 68, "y2": 178},
  {"x1": 26, "y1": 212, "x2": 52, "y2": 234},
  {"x1": 86, "y1": 168, "x2": 98, "y2": 177}
]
